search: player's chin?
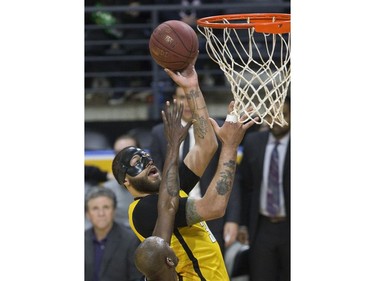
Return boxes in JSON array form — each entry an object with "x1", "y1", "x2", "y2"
[{"x1": 147, "y1": 178, "x2": 162, "y2": 193}]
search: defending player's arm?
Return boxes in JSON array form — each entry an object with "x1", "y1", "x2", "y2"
[
  {"x1": 164, "y1": 53, "x2": 218, "y2": 178},
  {"x1": 185, "y1": 102, "x2": 258, "y2": 225},
  {"x1": 152, "y1": 100, "x2": 192, "y2": 242}
]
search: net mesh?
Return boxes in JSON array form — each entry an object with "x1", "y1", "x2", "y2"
[{"x1": 197, "y1": 16, "x2": 291, "y2": 127}]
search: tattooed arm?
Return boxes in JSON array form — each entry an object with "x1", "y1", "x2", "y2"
[
  {"x1": 134, "y1": 101, "x2": 189, "y2": 280},
  {"x1": 164, "y1": 54, "x2": 218, "y2": 177},
  {"x1": 185, "y1": 102, "x2": 258, "y2": 225},
  {"x1": 153, "y1": 100, "x2": 192, "y2": 242}
]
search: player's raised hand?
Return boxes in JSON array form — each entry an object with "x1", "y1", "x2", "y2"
[
  {"x1": 164, "y1": 51, "x2": 199, "y2": 88},
  {"x1": 209, "y1": 101, "x2": 258, "y2": 148},
  {"x1": 161, "y1": 99, "x2": 193, "y2": 148}
]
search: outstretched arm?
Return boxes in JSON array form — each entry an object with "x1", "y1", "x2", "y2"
[
  {"x1": 164, "y1": 53, "x2": 218, "y2": 178},
  {"x1": 152, "y1": 100, "x2": 192, "y2": 243},
  {"x1": 185, "y1": 101, "x2": 258, "y2": 225}
]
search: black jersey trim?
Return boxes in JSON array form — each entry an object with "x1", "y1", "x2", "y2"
[
  {"x1": 179, "y1": 161, "x2": 200, "y2": 194},
  {"x1": 173, "y1": 228, "x2": 206, "y2": 281}
]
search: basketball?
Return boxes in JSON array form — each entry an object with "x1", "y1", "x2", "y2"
[{"x1": 149, "y1": 20, "x2": 199, "y2": 71}]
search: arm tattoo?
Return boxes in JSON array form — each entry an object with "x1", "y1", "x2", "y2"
[
  {"x1": 186, "y1": 90, "x2": 208, "y2": 140},
  {"x1": 186, "y1": 89, "x2": 201, "y2": 111},
  {"x1": 193, "y1": 116, "x2": 208, "y2": 139},
  {"x1": 186, "y1": 198, "x2": 203, "y2": 225},
  {"x1": 166, "y1": 165, "x2": 179, "y2": 197},
  {"x1": 216, "y1": 160, "x2": 236, "y2": 195}
]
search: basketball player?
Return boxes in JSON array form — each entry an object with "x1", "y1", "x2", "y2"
[
  {"x1": 112, "y1": 55, "x2": 258, "y2": 281},
  {"x1": 150, "y1": 85, "x2": 242, "y2": 255},
  {"x1": 134, "y1": 99, "x2": 191, "y2": 281}
]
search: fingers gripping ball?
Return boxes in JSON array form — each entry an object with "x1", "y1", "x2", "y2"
[{"x1": 149, "y1": 20, "x2": 199, "y2": 71}]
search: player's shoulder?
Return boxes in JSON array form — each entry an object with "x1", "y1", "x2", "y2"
[
  {"x1": 133, "y1": 194, "x2": 159, "y2": 212},
  {"x1": 131, "y1": 195, "x2": 160, "y2": 237}
]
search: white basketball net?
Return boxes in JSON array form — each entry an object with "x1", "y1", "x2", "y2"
[{"x1": 197, "y1": 18, "x2": 291, "y2": 127}]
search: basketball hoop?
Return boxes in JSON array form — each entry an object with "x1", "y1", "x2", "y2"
[{"x1": 197, "y1": 13, "x2": 291, "y2": 127}]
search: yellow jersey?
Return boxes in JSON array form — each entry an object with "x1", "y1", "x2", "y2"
[{"x1": 129, "y1": 190, "x2": 229, "y2": 281}]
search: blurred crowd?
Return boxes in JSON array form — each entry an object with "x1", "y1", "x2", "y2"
[{"x1": 85, "y1": 0, "x2": 290, "y2": 105}]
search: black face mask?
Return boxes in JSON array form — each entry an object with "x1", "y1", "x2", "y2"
[{"x1": 118, "y1": 147, "x2": 153, "y2": 182}]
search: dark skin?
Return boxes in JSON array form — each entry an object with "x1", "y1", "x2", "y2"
[{"x1": 134, "y1": 100, "x2": 192, "y2": 281}]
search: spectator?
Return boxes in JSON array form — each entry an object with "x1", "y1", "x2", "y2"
[
  {"x1": 85, "y1": 129, "x2": 113, "y2": 229},
  {"x1": 237, "y1": 96, "x2": 291, "y2": 281},
  {"x1": 150, "y1": 85, "x2": 241, "y2": 255},
  {"x1": 85, "y1": 187, "x2": 143, "y2": 281},
  {"x1": 113, "y1": 133, "x2": 141, "y2": 153}
]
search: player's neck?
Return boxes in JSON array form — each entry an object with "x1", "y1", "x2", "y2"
[
  {"x1": 145, "y1": 274, "x2": 178, "y2": 281},
  {"x1": 145, "y1": 268, "x2": 179, "y2": 281},
  {"x1": 127, "y1": 185, "x2": 153, "y2": 198}
]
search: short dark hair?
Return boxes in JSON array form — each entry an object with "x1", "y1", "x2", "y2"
[{"x1": 85, "y1": 186, "x2": 117, "y2": 212}]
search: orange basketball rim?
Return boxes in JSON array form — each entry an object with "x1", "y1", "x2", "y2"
[{"x1": 197, "y1": 13, "x2": 290, "y2": 34}]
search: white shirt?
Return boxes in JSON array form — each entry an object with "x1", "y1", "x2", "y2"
[
  {"x1": 259, "y1": 132, "x2": 290, "y2": 217},
  {"x1": 180, "y1": 120, "x2": 201, "y2": 199}
]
